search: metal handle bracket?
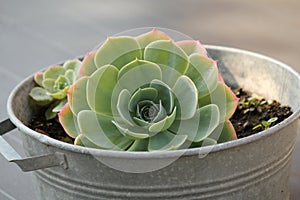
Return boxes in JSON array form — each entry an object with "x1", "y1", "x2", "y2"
[
  {"x1": 0, "y1": 119, "x2": 68, "y2": 172},
  {"x1": 0, "y1": 119, "x2": 16, "y2": 136}
]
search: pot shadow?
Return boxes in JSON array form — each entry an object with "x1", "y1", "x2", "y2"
[{"x1": 207, "y1": 49, "x2": 239, "y2": 89}]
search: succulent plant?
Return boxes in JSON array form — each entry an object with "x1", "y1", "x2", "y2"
[
  {"x1": 30, "y1": 59, "x2": 81, "y2": 119},
  {"x1": 59, "y1": 29, "x2": 238, "y2": 151}
]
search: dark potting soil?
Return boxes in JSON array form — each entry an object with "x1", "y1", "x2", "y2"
[
  {"x1": 29, "y1": 111, "x2": 74, "y2": 144},
  {"x1": 29, "y1": 89, "x2": 293, "y2": 143},
  {"x1": 231, "y1": 88, "x2": 293, "y2": 138}
]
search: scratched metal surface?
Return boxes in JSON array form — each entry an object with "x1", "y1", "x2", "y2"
[{"x1": 0, "y1": 0, "x2": 299, "y2": 199}]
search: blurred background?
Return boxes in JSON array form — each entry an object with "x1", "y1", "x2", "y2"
[{"x1": 0, "y1": 0, "x2": 299, "y2": 199}]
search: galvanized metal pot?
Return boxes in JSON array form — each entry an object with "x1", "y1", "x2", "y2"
[{"x1": 1, "y1": 46, "x2": 299, "y2": 200}]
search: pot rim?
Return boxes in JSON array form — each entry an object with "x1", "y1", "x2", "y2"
[{"x1": 7, "y1": 45, "x2": 300, "y2": 158}]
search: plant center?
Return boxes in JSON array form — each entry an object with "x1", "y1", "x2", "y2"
[
  {"x1": 139, "y1": 103, "x2": 159, "y2": 122},
  {"x1": 54, "y1": 76, "x2": 69, "y2": 91}
]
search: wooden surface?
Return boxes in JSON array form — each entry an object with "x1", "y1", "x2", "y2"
[{"x1": 0, "y1": 0, "x2": 299, "y2": 199}]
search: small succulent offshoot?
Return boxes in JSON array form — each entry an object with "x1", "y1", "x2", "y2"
[
  {"x1": 30, "y1": 60, "x2": 81, "y2": 120},
  {"x1": 58, "y1": 29, "x2": 239, "y2": 151}
]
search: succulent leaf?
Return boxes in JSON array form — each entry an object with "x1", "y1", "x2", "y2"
[
  {"x1": 87, "y1": 65, "x2": 119, "y2": 116},
  {"x1": 63, "y1": 59, "x2": 81, "y2": 75},
  {"x1": 42, "y1": 79, "x2": 56, "y2": 93},
  {"x1": 52, "y1": 99, "x2": 68, "y2": 113},
  {"x1": 79, "y1": 51, "x2": 98, "y2": 77},
  {"x1": 44, "y1": 66, "x2": 66, "y2": 80},
  {"x1": 59, "y1": 104, "x2": 79, "y2": 138},
  {"x1": 133, "y1": 116, "x2": 150, "y2": 127},
  {"x1": 150, "y1": 79, "x2": 174, "y2": 114},
  {"x1": 77, "y1": 110, "x2": 133, "y2": 149},
  {"x1": 186, "y1": 54, "x2": 218, "y2": 98},
  {"x1": 34, "y1": 72, "x2": 44, "y2": 86},
  {"x1": 176, "y1": 40, "x2": 207, "y2": 56},
  {"x1": 208, "y1": 120, "x2": 237, "y2": 143},
  {"x1": 159, "y1": 65, "x2": 182, "y2": 88},
  {"x1": 45, "y1": 102, "x2": 60, "y2": 120},
  {"x1": 190, "y1": 138, "x2": 217, "y2": 148},
  {"x1": 118, "y1": 59, "x2": 162, "y2": 93},
  {"x1": 117, "y1": 89, "x2": 135, "y2": 126},
  {"x1": 144, "y1": 40, "x2": 189, "y2": 74},
  {"x1": 29, "y1": 87, "x2": 53, "y2": 105},
  {"x1": 201, "y1": 138, "x2": 217, "y2": 146},
  {"x1": 112, "y1": 121, "x2": 150, "y2": 139},
  {"x1": 127, "y1": 139, "x2": 149, "y2": 151},
  {"x1": 148, "y1": 131, "x2": 187, "y2": 151},
  {"x1": 198, "y1": 82, "x2": 238, "y2": 122},
  {"x1": 50, "y1": 90, "x2": 67, "y2": 100},
  {"x1": 172, "y1": 75, "x2": 198, "y2": 120},
  {"x1": 169, "y1": 104, "x2": 220, "y2": 142},
  {"x1": 136, "y1": 28, "x2": 171, "y2": 57},
  {"x1": 75, "y1": 134, "x2": 103, "y2": 148},
  {"x1": 95, "y1": 36, "x2": 142, "y2": 69},
  {"x1": 65, "y1": 69, "x2": 76, "y2": 85},
  {"x1": 68, "y1": 77, "x2": 90, "y2": 115}
]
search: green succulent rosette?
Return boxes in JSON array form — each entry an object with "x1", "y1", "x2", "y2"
[
  {"x1": 59, "y1": 29, "x2": 238, "y2": 151},
  {"x1": 30, "y1": 59, "x2": 81, "y2": 119}
]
